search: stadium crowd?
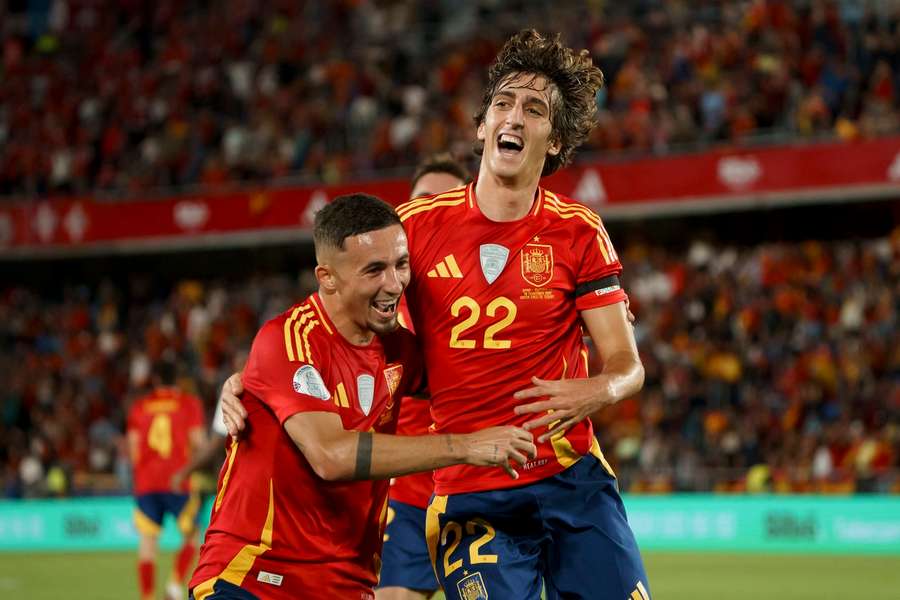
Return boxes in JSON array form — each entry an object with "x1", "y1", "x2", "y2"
[
  {"x1": 1, "y1": 0, "x2": 899, "y2": 198},
  {"x1": 2, "y1": 232, "x2": 897, "y2": 498}
]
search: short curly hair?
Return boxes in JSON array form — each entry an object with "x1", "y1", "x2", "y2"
[{"x1": 474, "y1": 29, "x2": 605, "y2": 177}]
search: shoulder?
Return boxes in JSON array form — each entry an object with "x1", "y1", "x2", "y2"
[
  {"x1": 541, "y1": 188, "x2": 605, "y2": 233},
  {"x1": 396, "y1": 185, "x2": 469, "y2": 227},
  {"x1": 251, "y1": 297, "x2": 334, "y2": 368}
]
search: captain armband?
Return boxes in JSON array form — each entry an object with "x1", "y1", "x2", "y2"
[{"x1": 575, "y1": 275, "x2": 622, "y2": 299}]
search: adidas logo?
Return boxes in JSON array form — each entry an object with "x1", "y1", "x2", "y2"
[{"x1": 427, "y1": 255, "x2": 463, "y2": 278}]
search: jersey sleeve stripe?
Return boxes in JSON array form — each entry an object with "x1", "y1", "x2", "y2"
[
  {"x1": 209, "y1": 479, "x2": 275, "y2": 592},
  {"x1": 544, "y1": 196, "x2": 602, "y2": 226},
  {"x1": 596, "y1": 219, "x2": 618, "y2": 262},
  {"x1": 544, "y1": 204, "x2": 601, "y2": 228},
  {"x1": 214, "y1": 439, "x2": 240, "y2": 512},
  {"x1": 308, "y1": 295, "x2": 334, "y2": 335},
  {"x1": 399, "y1": 197, "x2": 467, "y2": 222},
  {"x1": 301, "y1": 320, "x2": 319, "y2": 365},
  {"x1": 396, "y1": 189, "x2": 466, "y2": 217},
  {"x1": 596, "y1": 234, "x2": 612, "y2": 264},
  {"x1": 283, "y1": 306, "x2": 303, "y2": 361}
]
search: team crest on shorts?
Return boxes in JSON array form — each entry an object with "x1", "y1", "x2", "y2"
[
  {"x1": 520, "y1": 243, "x2": 553, "y2": 287},
  {"x1": 457, "y1": 572, "x2": 488, "y2": 600}
]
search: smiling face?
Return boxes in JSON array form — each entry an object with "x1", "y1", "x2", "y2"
[
  {"x1": 316, "y1": 224, "x2": 410, "y2": 341},
  {"x1": 476, "y1": 72, "x2": 561, "y2": 184}
]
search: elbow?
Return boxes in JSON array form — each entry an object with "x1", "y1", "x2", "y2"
[
  {"x1": 633, "y1": 360, "x2": 645, "y2": 394},
  {"x1": 306, "y1": 445, "x2": 353, "y2": 482}
]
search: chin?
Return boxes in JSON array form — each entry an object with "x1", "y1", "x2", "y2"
[{"x1": 369, "y1": 317, "x2": 399, "y2": 335}]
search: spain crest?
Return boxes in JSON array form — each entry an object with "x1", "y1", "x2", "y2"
[
  {"x1": 520, "y1": 243, "x2": 554, "y2": 287},
  {"x1": 383, "y1": 363, "x2": 403, "y2": 396},
  {"x1": 457, "y1": 572, "x2": 488, "y2": 600}
]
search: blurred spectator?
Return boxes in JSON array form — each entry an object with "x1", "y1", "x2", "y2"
[{"x1": 1, "y1": 1, "x2": 899, "y2": 199}]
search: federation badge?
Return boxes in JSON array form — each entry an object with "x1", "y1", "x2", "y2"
[
  {"x1": 520, "y1": 243, "x2": 554, "y2": 287},
  {"x1": 357, "y1": 374, "x2": 375, "y2": 416},
  {"x1": 383, "y1": 364, "x2": 403, "y2": 396},
  {"x1": 292, "y1": 365, "x2": 330, "y2": 400},
  {"x1": 457, "y1": 572, "x2": 488, "y2": 600},
  {"x1": 479, "y1": 244, "x2": 509, "y2": 285}
]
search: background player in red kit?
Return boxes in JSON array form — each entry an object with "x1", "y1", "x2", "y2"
[
  {"x1": 377, "y1": 154, "x2": 471, "y2": 600},
  {"x1": 127, "y1": 361, "x2": 205, "y2": 600},
  {"x1": 189, "y1": 194, "x2": 535, "y2": 600}
]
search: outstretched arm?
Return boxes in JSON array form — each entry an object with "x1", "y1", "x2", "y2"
[{"x1": 284, "y1": 411, "x2": 536, "y2": 481}]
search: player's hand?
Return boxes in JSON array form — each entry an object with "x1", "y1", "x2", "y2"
[
  {"x1": 513, "y1": 376, "x2": 613, "y2": 443},
  {"x1": 460, "y1": 426, "x2": 537, "y2": 479},
  {"x1": 221, "y1": 372, "x2": 248, "y2": 437}
]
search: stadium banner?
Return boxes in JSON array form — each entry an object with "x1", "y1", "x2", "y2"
[
  {"x1": 1, "y1": 495, "x2": 899, "y2": 553},
  {"x1": 2, "y1": 137, "x2": 900, "y2": 255}
]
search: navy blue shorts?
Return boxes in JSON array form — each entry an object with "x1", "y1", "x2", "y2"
[
  {"x1": 426, "y1": 455, "x2": 650, "y2": 600},
  {"x1": 190, "y1": 579, "x2": 259, "y2": 600},
  {"x1": 377, "y1": 499, "x2": 440, "y2": 592},
  {"x1": 134, "y1": 492, "x2": 201, "y2": 536}
]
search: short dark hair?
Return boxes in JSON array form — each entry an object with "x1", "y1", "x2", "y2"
[
  {"x1": 153, "y1": 361, "x2": 177, "y2": 386},
  {"x1": 410, "y1": 154, "x2": 471, "y2": 191},
  {"x1": 313, "y1": 193, "x2": 401, "y2": 252},
  {"x1": 474, "y1": 29, "x2": 605, "y2": 177}
]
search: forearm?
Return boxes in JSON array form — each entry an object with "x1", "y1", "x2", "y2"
[
  {"x1": 591, "y1": 350, "x2": 644, "y2": 406},
  {"x1": 327, "y1": 431, "x2": 465, "y2": 482}
]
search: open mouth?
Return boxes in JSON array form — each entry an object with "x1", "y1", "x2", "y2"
[
  {"x1": 497, "y1": 133, "x2": 524, "y2": 155},
  {"x1": 371, "y1": 298, "x2": 399, "y2": 319}
]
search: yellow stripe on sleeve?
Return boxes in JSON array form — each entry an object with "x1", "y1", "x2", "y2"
[{"x1": 399, "y1": 197, "x2": 467, "y2": 222}]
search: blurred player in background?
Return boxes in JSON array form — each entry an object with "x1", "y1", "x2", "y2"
[
  {"x1": 127, "y1": 361, "x2": 205, "y2": 600},
  {"x1": 190, "y1": 194, "x2": 535, "y2": 600},
  {"x1": 376, "y1": 154, "x2": 471, "y2": 600}
]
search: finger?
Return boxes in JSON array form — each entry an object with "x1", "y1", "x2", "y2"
[
  {"x1": 510, "y1": 427, "x2": 535, "y2": 441},
  {"x1": 512, "y1": 439, "x2": 539, "y2": 459},
  {"x1": 523, "y1": 410, "x2": 573, "y2": 432},
  {"x1": 513, "y1": 386, "x2": 548, "y2": 400},
  {"x1": 507, "y1": 449, "x2": 529, "y2": 466},
  {"x1": 502, "y1": 462, "x2": 519, "y2": 479},
  {"x1": 538, "y1": 417, "x2": 580, "y2": 443},
  {"x1": 514, "y1": 399, "x2": 556, "y2": 416},
  {"x1": 223, "y1": 394, "x2": 247, "y2": 418}
]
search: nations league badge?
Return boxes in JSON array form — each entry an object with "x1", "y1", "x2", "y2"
[
  {"x1": 293, "y1": 365, "x2": 330, "y2": 401},
  {"x1": 357, "y1": 374, "x2": 375, "y2": 416},
  {"x1": 480, "y1": 243, "x2": 509, "y2": 285}
]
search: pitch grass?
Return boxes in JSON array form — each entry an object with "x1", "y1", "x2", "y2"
[{"x1": 0, "y1": 551, "x2": 897, "y2": 599}]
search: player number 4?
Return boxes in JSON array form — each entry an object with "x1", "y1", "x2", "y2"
[
  {"x1": 441, "y1": 518, "x2": 498, "y2": 578},
  {"x1": 147, "y1": 414, "x2": 173, "y2": 459},
  {"x1": 449, "y1": 296, "x2": 517, "y2": 349}
]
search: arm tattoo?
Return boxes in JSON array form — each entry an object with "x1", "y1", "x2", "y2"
[{"x1": 354, "y1": 432, "x2": 373, "y2": 479}]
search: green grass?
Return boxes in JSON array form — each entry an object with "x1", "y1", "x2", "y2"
[{"x1": 0, "y1": 551, "x2": 897, "y2": 599}]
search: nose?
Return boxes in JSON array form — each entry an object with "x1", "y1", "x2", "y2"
[
  {"x1": 383, "y1": 267, "x2": 406, "y2": 294},
  {"x1": 505, "y1": 101, "x2": 525, "y2": 129}
]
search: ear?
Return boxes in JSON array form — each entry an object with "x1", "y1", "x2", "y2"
[
  {"x1": 476, "y1": 121, "x2": 486, "y2": 143},
  {"x1": 547, "y1": 136, "x2": 561, "y2": 157},
  {"x1": 315, "y1": 264, "x2": 337, "y2": 294}
]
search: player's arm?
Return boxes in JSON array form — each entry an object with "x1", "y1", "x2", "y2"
[
  {"x1": 219, "y1": 371, "x2": 535, "y2": 480},
  {"x1": 514, "y1": 301, "x2": 644, "y2": 442},
  {"x1": 127, "y1": 429, "x2": 140, "y2": 463},
  {"x1": 283, "y1": 411, "x2": 535, "y2": 482}
]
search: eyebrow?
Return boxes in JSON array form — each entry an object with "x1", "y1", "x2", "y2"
[{"x1": 494, "y1": 89, "x2": 549, "y2": 111}]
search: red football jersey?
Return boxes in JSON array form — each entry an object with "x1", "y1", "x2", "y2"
[
  {"x1": 190, "y1": 293, "x2": 422, "y2": 600},
  {"x1": 387, "y1": 298, "x2": 435, "y2": 510},
  {"x1": 398, "y1": 184, "x2": 626, "y2": 495},
  {"x1": 388, "y1": 394, "x2": 434, "y2": 509},
  {"x1": 126, "y1": 387, "x2": 204, "y2": 495}
]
